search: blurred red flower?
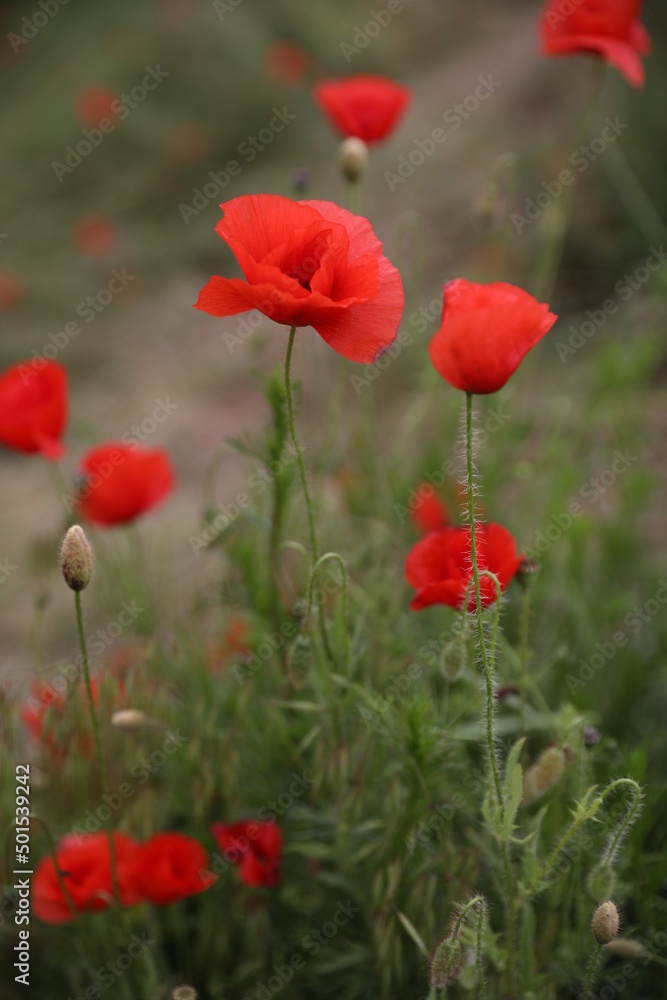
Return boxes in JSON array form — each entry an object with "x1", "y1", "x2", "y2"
[
  {"x1": 406, "y1": 523, "x2": 524, "y2": 611},
  {"x1": 72, "y1": 215, "x2": 117, "y2": 258},
  {"x1": 539, "y1": 0, "x2": 650, "y2": 88},
  {"x1": 195, "y1": 194, "x2": 404, "y2": 363},
  {"x1": 211, "y1": 820, "x2": 283, "y2": 887},
  {"x1": 33, "y1": 832, "x2": 140, "y2": 923},
  {"x1": 77, "y1": 86, "x2": 119, "y2": 128},
  {"x1": 429, "y1": 279, "x2": 557, "y2": 395},
  {"x1": 0, "y1": 271, "x2": 25, "y2": 310},
  {"x1": 21, "y1": 675, "x2": 125, "y2": 759},
  {"x1": 207, "y1": 617, "x2": 253, "y2": 673},
  {"x1": 0, "y1": 359, "x2": 67, "y2": 459},
  {"x1": 411, "y1": 488, "x2": 449, "y2": 534},
  {"x1": 264, "y1": 40, "x2": 308, "y2": 84},
  {"x1": 123, "y1": 832, "x2": 216, "y2": 905},
  {"x1": 75, "y1": 442, "x2": 174, "y2": 526},
  {"x1": 314, "y1": 74, "x2": 410, "y2": 144}
]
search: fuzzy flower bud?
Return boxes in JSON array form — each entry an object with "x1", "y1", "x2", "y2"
[
  {"x1": 430, "y1": 936, "x2": 464, "y2": 988},
  {"x1": 339, "y1": 137, "x2": 368, "y2": 182},
  {"x1": 592, "y1": 902, "x2": 620, "y2": 945},
  {"x1": 59, "y1": 525, "x2": 93, "y2": 591},
  {"x1": 516, "y1": 557, "x2": 540, "y2": 589},
  {"x1": 440, "y1": 639, "x2": 467, "y2": 682},
  {"x1": 171, "y1": 988, "x2": 197, "y2": 1000},
  {"x1": 522, "y1": 745, "x2": 566, "y2": 806}
]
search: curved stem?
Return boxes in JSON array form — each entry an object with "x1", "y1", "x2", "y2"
[{"x1": 75, "y1": 591, "x2": 119, "y2": 903}]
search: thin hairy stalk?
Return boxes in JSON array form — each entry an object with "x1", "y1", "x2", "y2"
[
  {"x1": 74, "y1": 591, "x2": 119, "y2": 903},
  {"x1": 582, "y1": 942, "x2": 604, "y2": 1000},
  {"x1": 283, "y1": 326, "x2": 334, "y2": 664}
]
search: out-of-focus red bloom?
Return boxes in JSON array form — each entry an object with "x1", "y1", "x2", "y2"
[
  {"x1": 314, "y1": 74, "x2": 411, "y2": 145},
  {"x1": 264, "y1": 40, "x2": 308, "y2": 84},
  {"x1": 123, "y1": 832, "x2": 216, "y2": 905},
  {"x1": 195, "y1": 194, "x2": 404, "y2": 364},
  {"x1": 0, "y1": 271, "x2": 25, "y2": 310},
  {"x1": 411, "y1": 487, "x2": 449, "y2": 534},
  {"x1": 211, "y1": 820, "x2": 282, "y2": 887},
  {"x1": 207, "y1": 617, "x2": 253, "y2": 673},
  {"x1": 77, "y1": 86, "x2": 119, "y2": 128},
  {"x1": 32, "y1": 832, "x2": 140, "y2": 924},
  {"x1": 74, "y1": 442, "x2": 174, "y2": 526},
  {"x1": 0, "y1": 360, "x2": 67, "y2": 459},
  {"x1": 72, "y1": 215, "x2": 117, "y2": 258},
  {"x1": 21, "y1": 675, "x2": 126, "y2": 760},
  {"x1": 406, "y1": 523, "x2": 524, "y2": 612},
  {"x1": 539, "y1": 0, "x2": 650, "y2": 88},
  {"x1": 429, "y1": 279, "x2": 557, "y2": 395}
]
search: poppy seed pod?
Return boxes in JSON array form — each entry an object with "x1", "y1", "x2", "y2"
[
  {"x1": 59, "y1": 525, "x2": 93, "y2": 591},
  {"x1": 592, "y1": 901, "x2": 620, "y2": 944},
  {"x1": 338, "y1": 137, "x2": 368, "y2": 182}
]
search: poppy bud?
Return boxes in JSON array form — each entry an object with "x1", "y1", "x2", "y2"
[
  {"x1": 516, "y1": 557, "x2": 540, "y2": 589},
  {"x1": 430, "y1": 936, "x2": 464, "y2": 987},
  {"x1": 588, "y1": 864, "x2": 615, "y2": 902},
  {"x1": 287, "y1": 634, "x2": 312, "y2": 687},
  {"x1": 522, "y1": 745, "x2": 566, "y2": 806},
  {"x1": 59, "y1": 525, "x2": 93, "y2": 592},
  {"x1": 440, "y1": 639, "x2": 467, "y2": 682},
  {"x1": 339, "y1": 137, "x2": 368, "y2": 183},
  {"x1": 111, "y1": 709, "x2": 150, "y2": 731},
  {"x1": 604, "y1": 938, "x2": 646, "y2": 959},
  {"x1": 592, "y1": 902, "x2": 620, "y2": 945},
  {"x1": 171, "y1": 988, "x2": 197, "y2": 1000}
]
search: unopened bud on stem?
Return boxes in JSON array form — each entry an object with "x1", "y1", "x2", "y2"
[
  {"x1": 592, "y1": 902, "x2": 620, "y2": 944},
  {"x1": 339, "y1": 137, "x2": 368, "y2": 183},
  {"x1": 430, "y1": 936, "x2": 464, "y2": 987},
  {"x1": 59, "y1": 525, "x2": 93, "y2": 592}
]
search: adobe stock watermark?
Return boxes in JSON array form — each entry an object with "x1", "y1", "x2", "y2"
[
  {"x1": 63, "y1": 933, "x2": 153, "y2": 1000},
  {"x1": 565, "y1": 580, "x2": 667, "y2": 694},
  {"x1": 58, "y1": 400, "x2": 179, "y2": 514},
  {"x1": 526, "y1": 449, "x2": 639, "y2": 558},
  {"x1": 17, "y1": 268, "x2": 137, "y2": 380},
  {"x1": 212, "y1": 0, "x2": 244, "y2": 20},
  {"x1": 0, "y1": 558, "x2": 18, "y2": 583},
  {"x1": 6, "y1": 0, "x2": 70, "y2": 52},
  {"x1": 69, "y1": 730, "x2": 189, "y2": 841},
  {"x1": 555, "y1": 246, "x2": 667, "y2": 361},
  {"x1": 339, "y1": 0, "x2": 414, "y2": 62},
  {"x1": 189, "y1": 439, "x2": 299, "y2": 554},
  {"x1": 52, "y1": 66, "x2": 169, "y2": 182},
  {"x1": 350, "y1": 294, "x2": 443, "y2": 395},
  {"x1": 385, "y1": 75, "x2": 502, "y2": 191},
  {"x1": 512, "y1": 117, "x2": 629, "y2": 233},
  {"x1": 179, "y1": 107, "x2": 296, "y2": 224}
]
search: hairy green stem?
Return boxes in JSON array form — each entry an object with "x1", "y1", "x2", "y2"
[
  {"x1": 75, "y1": 591, "x2": 119, "y2": 903},
  {"x1": 519, "y1": 587, "x2": 531, "y2": 735},
  {"x1": 583, "y1": 942, "x2": 603, "y2": 1000}
]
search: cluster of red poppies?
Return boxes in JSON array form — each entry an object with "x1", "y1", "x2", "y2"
[
  {"x1": 33, "y1": 820, "x2": 283, "y2": 923},
  {"x1": 0, "y1": 360, "x2": 174, "y2": 526}
]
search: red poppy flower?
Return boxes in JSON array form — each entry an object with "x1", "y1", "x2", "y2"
[
  {"x1": 406, "y1": 523, "x2": 524, "y2": 612},
  {"x1": 411, "y1": 488, "x2": 449, "y2": 534},
  {"x1": 32, "y1": 832, "x2": 140, "y2": 924},
  {"x1": 123, "y1": 832, "x2": 216, "y2": 905},
  {"x1": 74, "y1": 442, "x2": 174, "y2": 526},
  {"x1": 0, "y1": 360, "x2": 67, "y2": 459},
  {"x1": 539, "y1": 0, "x2": 650, "y2": 88},
  {"x1": 72, "y1": 215, "x2": 117, "y2": 258},
  {"x1": 195, "y1": 195, "x2": 404, "y2": 363},
  {"x1": 264, "y1": 40, "x2": 308, "y2": 84},
  {"x1": 77, "y1": 86, "x2": 119, "y2": 128},
  {"x1": 314, "y1": 74, "x2": 411, "y2": 145},
  {"x1": 0, "y1": 271, "x2": 25, "y2": 310},
  {"x1": 429, "y1": 279, "x2": 557, "y2": 395},
  {"x1": 211, "y1": 820, "x2": 283, "y2": 887}
]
